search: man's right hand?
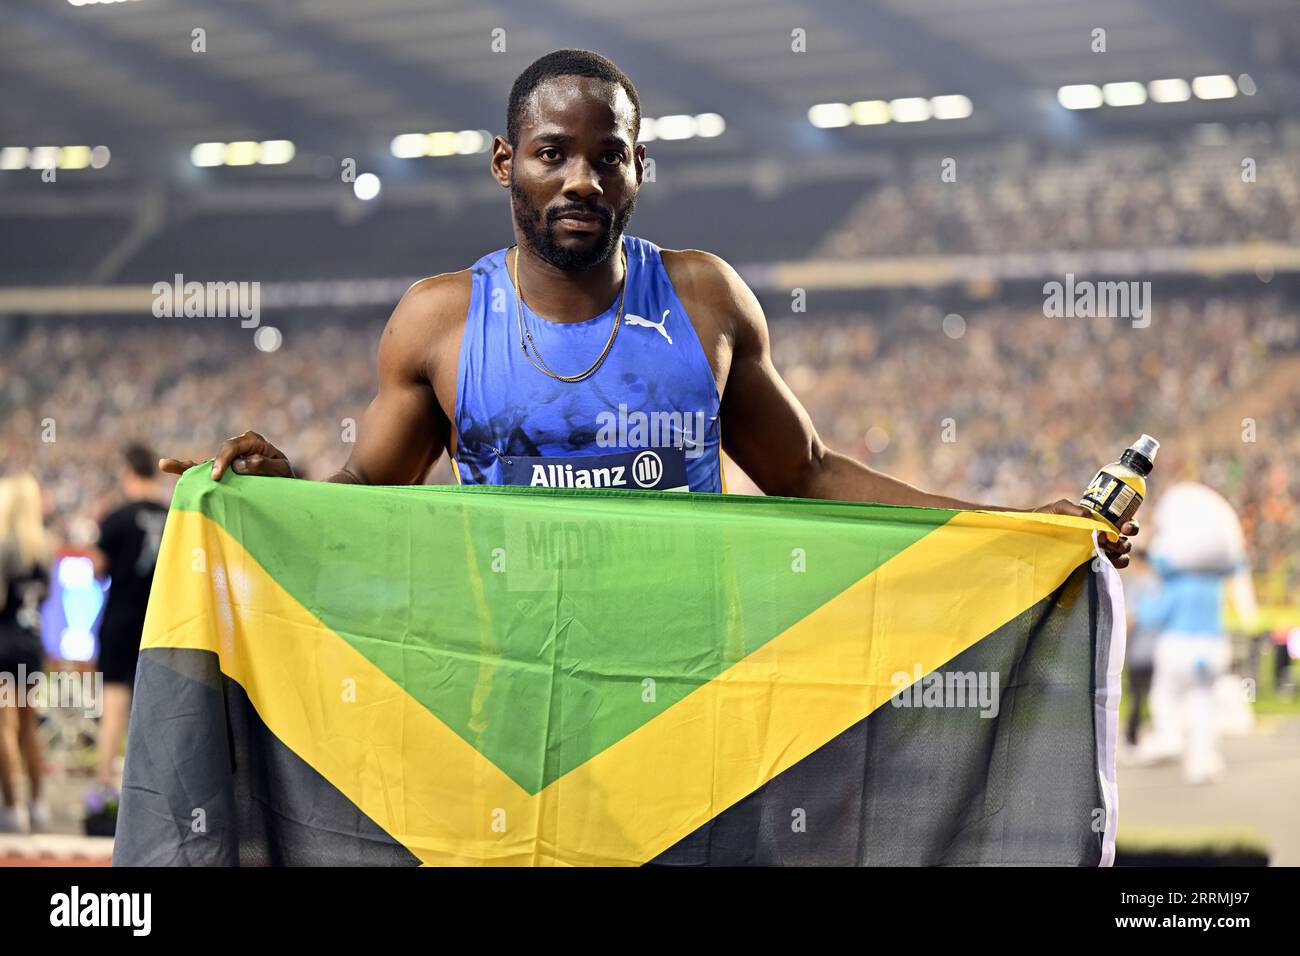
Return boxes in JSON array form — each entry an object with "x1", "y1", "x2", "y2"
[{"x1": 159, "y1": 430, "x2": 296, "y2": 480}]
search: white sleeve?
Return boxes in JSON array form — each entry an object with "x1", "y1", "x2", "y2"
[{"x1": 1229, "y1": 567, "x2": 1259, "y2": 631}]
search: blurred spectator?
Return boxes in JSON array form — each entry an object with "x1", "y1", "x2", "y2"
[
  {"x1": 1136, "y1": 482, "x2": 1259, "y2": 784},
  {"x1": 87, "y1": 444, "x2": 168, "y2": 808},
  {"x1": 1123, "y1": 549, "x2": 1160, "y2": 750},
  {"x1": 0, "y1": 473, "x2": 53, "y2": 833}
]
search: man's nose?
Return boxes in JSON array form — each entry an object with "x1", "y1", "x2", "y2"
[{"x1": 562, "y1": 158, "x2": 604, "y2": 199}]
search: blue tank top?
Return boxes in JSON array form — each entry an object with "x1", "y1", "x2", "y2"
[{"x1": 453, "y1": 234, "x2": 724, "y2": 493}]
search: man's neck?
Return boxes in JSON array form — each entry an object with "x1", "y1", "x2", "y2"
[
  {"x1": 509, "y1": 235, "x2": 626, "y2": 324},
  {"x1": 124, "y1": 480, "x2": 159, "y2": 502}
]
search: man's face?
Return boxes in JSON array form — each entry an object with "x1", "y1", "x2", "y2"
[{"x1": 502, "y1": 76, "x2": 642, "y2": 271}]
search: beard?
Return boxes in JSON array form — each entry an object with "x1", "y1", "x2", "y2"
[{"x1": 510, "y1": 173, "x2": 637, "y2": 271}]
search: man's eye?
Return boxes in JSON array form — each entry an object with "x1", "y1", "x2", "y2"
[
  {"x1": 540, "y1": 148, "x2": 561, "y2": 161},
  {"x1": 604, "y1": 152, "x2": 625, "y2": 164}
]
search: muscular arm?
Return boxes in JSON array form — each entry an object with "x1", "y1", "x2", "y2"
[
  {"x1": 326, "y1": 279, "x2": 450, "y2": 485},
  {"x1": 709, "y1": 254, "x2": 1014, "y2": 511}
]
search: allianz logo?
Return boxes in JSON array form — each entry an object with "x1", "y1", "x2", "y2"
[{"x1": 529, "y1": 451, "x2": 665, "y2": 489}]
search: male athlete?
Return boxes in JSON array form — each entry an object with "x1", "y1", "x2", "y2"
[{"x1": 160, "y1": 48, "x2": 1137, "y2": 568}]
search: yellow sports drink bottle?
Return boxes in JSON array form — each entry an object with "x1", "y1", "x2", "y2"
[{"x1": 1079, "y1": 434, "x2": 1159, "y2": 533}]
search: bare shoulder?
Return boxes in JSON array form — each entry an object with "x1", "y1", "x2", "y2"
[
  {"x1": 660, "y1": 246, "x2": 764, "y2": 343},
  {"x1": 389, "y1": 269, "x2": 474, "y2": 339},
  {"x1": 379, "y1": 269, "x2": 470, "y2": 366},
  {"x1": 660, "y1": 247, "x2": 740, "y2": 300}
]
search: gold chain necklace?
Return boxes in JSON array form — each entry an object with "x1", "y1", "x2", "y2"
[{"x1": 512, "y1": 243, "x2": 627, "y2": 383}]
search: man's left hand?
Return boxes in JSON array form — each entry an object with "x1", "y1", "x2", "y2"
[{"x1": 1032, "y1": 498, "x2": 1138, "y2": 569}]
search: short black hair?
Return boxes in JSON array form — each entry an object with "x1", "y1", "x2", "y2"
[
  {"x1": 506, "y1": 49, "x2": 641, "y2": 149},
  {"x1": 124, "y1": 442, "x2": 156, "y2": 479}
]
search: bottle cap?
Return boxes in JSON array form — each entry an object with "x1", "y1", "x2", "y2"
[
  {"x1": 1122, "y1": 434, "x2": 1159, "y2": 475},
  {"x1": 1132, "y1": 434, "x2": 1159, "y2": 462}
]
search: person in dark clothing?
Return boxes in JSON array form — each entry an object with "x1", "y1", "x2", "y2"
[
  {"x1": 0, "y1": 472, "x2": 53, "y2": 833},
  {"x1": 89, "y1": 444, "x2": 168, "y2": 797}
]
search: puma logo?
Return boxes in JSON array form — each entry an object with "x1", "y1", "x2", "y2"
[{"x1": 624, "y1": 309, "x2": 672, "y2": 345}]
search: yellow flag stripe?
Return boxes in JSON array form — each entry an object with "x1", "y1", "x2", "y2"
[
  {"x1": 557, "y1": 509, "x2": 1095, "y2": 862},
  {"x1": 142, "y1": 510, "x2": 538, "y2": 865}
]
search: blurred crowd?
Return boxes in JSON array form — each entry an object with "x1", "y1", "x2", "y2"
[
  {"x1": 816, "y1": 127, "x2": 1300, "y2": 257},
  {"x1": 0, "y1": 319, "x2": 392, "y2": 546},
  {"x1": 0, "y1": 288, "x2": 1297, "y2": 595},
  {"x1": 768, "y1": 291, "x2": 1299, "y2": 590}
]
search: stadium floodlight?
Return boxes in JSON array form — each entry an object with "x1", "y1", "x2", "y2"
[
  {"x1": 930, "y1": 94, "x2": 973, "y2": 120},
  {"x1": 1192, "y1": 74, "x2": 1237, "y2": 99},
  {"x1": 850, "y1": 100, "x2": 891, "y2": 125},
  {"x1": 29, "y1": 146, "x2": 60, "y2": 169},
  {"x1": 354, "y1": 172, "x2": 381, "y2": 201},
  {"x1": 1102, "y1": 82, "x2": 1147, "y2": 107},
  {"x1": 58, "y1": 146, "x2": 92, "y2": 169},
  {"x1": 0, "y1": 147, "x2": 30, "y2": 170},
  {"x1": 457, "y1": 130, "x2": 489, "y2": 154},
  {"x1": 1058, "y1": 84, "x2": 1103, "y2": 109},
  {"x1": 808, "y1": 102, "x2": 852, "y2": 128},
  {"x1": 889, "y1": 97, "x2": 931, "y2": 123},
  {"x1": 638, "y1": 117, "x2": 658, "y2": 142},
  {"x1": 694, "y1": 113, "x2": 726, "y2": 137},
  {"x1": 426, "y1": 131, "x2": 460, "y2": 157},
  {"x1": 1148, "y1": 78, "x2": 1191, "y2": 103},
  {"x1": 90, "y1": 145, "x2": 111, "y2": 169},
  {"x1": 258, "y1": 140, "x2": 295, "y2": 165},
  {"x1": 655, "y1": 115, "x2": 696, "y2": 140},
  {"x1": 390, "y1": 133, "x2": 427, "y2": 159},
  {"x1": 190, "y1": 142, "x2": 225, "y2": 167},
  {"x1": 224, "y1": 141, "x2": 260, "y2": 166}
]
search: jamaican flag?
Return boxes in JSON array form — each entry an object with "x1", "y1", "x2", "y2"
[{"x1": 114, "y1": 465, "x2": 1124, "y2": 866}]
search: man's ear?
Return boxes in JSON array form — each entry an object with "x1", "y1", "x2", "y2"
[
  {"x1": 490, "y1": 135, "x2": 513, "y2": 188},
  {"x1": 635, "y1": 143, "x2": 647, "y2": 185}
]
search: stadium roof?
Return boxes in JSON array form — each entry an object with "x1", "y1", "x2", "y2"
[{"x1": 1, "y1": 0, "x2": 1297, "y2": 188}]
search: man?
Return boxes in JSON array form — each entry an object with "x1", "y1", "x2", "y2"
[
  {"x1": 161, "y1": 48, "x2": 1136, "y2": 567},
  {"x1": 90, "y1": 443, "x2": 168, "y2": 801}
]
